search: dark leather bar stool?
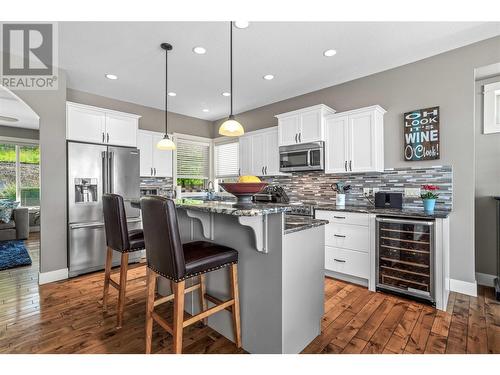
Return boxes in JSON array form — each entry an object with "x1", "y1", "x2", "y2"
[
  {"x1": 102, "y1": 193, "x2": 146, "y2": 329},
  {"x1": 140, "y1": 196, "x2": 241, "y2": 354}
]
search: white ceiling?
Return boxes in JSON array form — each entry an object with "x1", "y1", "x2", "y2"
[
  {"x1": 59, "y1": 22, "x2": 500, "y2": 121},
  {"x1": 0, "y1": 86, "x2": 39, "y2": 129}
]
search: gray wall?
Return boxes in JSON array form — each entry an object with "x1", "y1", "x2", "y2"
[
  {"x1": 12, "y1": 69, "x2": 68, "y2": 274},
  {"x1": 67, "y1": 89, "x2": 213, "y2": 138},
  {"x1": 474, "y1": 74, "x2": 500, "y2": 276},
  {"x1": 0, "y1": 125, "x2": 39, "y2": 140},
  {"x1": 214, "y1": 35, "x2": 500, "y2": 285}
]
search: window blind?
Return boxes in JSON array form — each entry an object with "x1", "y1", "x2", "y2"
[
  {"x1": 215, "y1": 141, "x2": 239, "y2": 178},
  {"x1": 176, "y1": 139, "x2": 210, "y2": 179}
]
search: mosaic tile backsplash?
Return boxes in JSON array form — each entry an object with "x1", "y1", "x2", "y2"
[
  {"x1": 140, "y1": 176, "x2": 173, "y2": 195},
  {"x1": 262, "y1": 166, "x2": 452, "y2": 211}
]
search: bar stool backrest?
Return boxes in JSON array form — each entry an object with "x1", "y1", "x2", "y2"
[
  {"x1": 103, "y1": 193, "x2": 130, "y2": 251},
  {"x1": 140, "y1": 196, "x2": 186, "y2": 280}
]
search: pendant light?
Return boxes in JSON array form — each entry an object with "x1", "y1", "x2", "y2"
[
  {"x1": 219, "y1": 22, "x2": 245, "y2": 137},
  {"x1": 157, "y1": 42, "x2": 176, "y2": 150}
]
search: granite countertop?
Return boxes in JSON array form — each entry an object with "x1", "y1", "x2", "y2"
[
  {"x1": 284, "y1": 215, "x2": 329, "y2": 235},
  {"x1": 131, "y1": 198, "x2": 291, "y2": 217},
  {"x1": 313, "y1": 203, "x2": 451, "y2": 219}
]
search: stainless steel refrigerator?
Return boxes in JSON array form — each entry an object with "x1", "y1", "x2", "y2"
[{"x1": 67, "y1": 141, "x2": 143, "y2": 277}]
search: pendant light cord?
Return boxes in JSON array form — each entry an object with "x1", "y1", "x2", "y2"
[
  {"x1": 165, "y1": 47, "x2": 169, "y2": 135},
  {"x1": 230, "y1": 21, "x2": 233, "y2": 117}
]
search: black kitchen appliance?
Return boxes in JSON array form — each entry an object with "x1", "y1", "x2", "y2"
[
  {"x1": 375, "y1": 192, "x2": 403, "y2": 209},
  {"x1": 376, "y1": 216, "x2": 435, "y2": 305},
  {"x1": 253, "y1": 184, "x2": 289, "y2": 203}
]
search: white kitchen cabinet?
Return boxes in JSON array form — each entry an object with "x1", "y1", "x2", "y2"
[
  {"x1": 66, "y1": 102, "x2": 140, "y2": 147},
  {"x1": 325, "y1": 105, "x2": 385, "y2": 174},
  {"x1": 238, "y1": 135, "x2": 253, "y2": 176},
  {"x1": 276, "y1": 104, "x2": 336, "y2": 146},
  {"x1": 137, "y1": 129, "x2": 172, "y2": 177},
  {"x1": 239, "y1": 127, "x2": 281, "y2": 176},
  {"x1": 315, "y1": 210, "x2": 375, "y2": 290}
]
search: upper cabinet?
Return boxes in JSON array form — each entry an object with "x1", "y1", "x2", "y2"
[
  {"x1": 239, "y1": 127, "x2": 281, "y2": 176},
  {"x1": 325, "y1": 105, "x2": 386, "y2": 173},
  {"x1": 66, "y1": 102, "x2": 140, "y2": 147},
  {"x1": 137, "y1": 130, "x2": 173, "y2": 177},
  {"x1": 275, "y1": 104, "x2": 336, "y2": 146}
]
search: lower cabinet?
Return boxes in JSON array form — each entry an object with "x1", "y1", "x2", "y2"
[{"x1": 316, "y1": 209, "x2": 375, "y2": 289}]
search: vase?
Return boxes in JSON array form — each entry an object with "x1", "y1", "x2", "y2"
[
  {"x1": 423, "y1": 198, "x2": 436, "y2": 212},
  {"x1": 336, "y1": 193, "x2": 346, "y2": 206}
]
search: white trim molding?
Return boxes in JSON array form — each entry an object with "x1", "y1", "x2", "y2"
[
  {"x1": 449, "y1": 278, "x2": 478, "y2": 297},
  {"x1": 476, "y1": 272, "x2": 497, "y2": 287},
  {"x1": 39, "y1": 268, "x2": 69, "y2": 285}
]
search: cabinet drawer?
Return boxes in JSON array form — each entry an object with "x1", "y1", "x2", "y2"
[
  {"x1": 325, "y1": 246, "x2": 369, "y2": 279},
  {"x1": 315, "y1": 210, "x2": 369, "y2": 226},
  {"x1": 324, "y1": 223, "x2": 369, "y2": 252}
]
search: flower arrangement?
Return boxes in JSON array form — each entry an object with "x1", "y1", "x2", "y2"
[
  {"x1": 420, "y1": 185, "x2": 440, "y2": 199},
  {"x1": 331, "y1": 182, "x2": 351, "y2": 194}
]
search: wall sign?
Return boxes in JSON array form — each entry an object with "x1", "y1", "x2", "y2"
[{"x1": 404, "y1": 106, "x2": 440, "y2": 161}]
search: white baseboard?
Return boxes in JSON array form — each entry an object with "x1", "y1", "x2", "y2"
[
  {"x1": 449, "y1": 278, "x2": 477, "y2": 297},
  {"x1": 39, "y1": 268, "x2": 69, "y2": 285},
  {"x1": 476, "y1": 272, "x2": 497, "y2": 287}
]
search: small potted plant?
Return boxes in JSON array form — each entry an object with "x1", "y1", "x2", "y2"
[
  {"x1": 421, "y1": 184, "x2": 440, "y2": 212},
  {"x1": 331, "y1": 182, "x2": 351, "y2": 206}
]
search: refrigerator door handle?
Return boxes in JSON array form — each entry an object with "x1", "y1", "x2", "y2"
[
  {"x1": 108, "y1": 151, "x2": 114, "y2": 194},
  {"x1": 70, "y1": 221, "x2": 105, "y2": 230},
  {"x1": 101, "y1": 151, "x2": 108, "y2": 194}
]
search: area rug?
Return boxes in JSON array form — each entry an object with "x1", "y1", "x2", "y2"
[{"x1": 0, "y1": 240, "x2": 32, "y2": 271}]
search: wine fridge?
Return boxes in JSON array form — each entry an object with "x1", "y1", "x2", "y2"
[{"x1": 376, "y1": 216, "x2": 435, "y2": 305}]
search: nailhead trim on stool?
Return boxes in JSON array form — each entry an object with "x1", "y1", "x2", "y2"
[{"x1": 147, "y1": 261, "x2": 238, "y2": 282}]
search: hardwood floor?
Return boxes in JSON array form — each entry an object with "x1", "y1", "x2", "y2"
[{"x1": 0, "y1": 234, "x2": 498, "y2": 354}]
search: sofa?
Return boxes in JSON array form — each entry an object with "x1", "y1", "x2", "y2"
[{"x1": 0, "y1": 207, "x2": 29, "y2": 241}]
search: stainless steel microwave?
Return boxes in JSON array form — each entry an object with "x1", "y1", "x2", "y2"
[{"x1": 279, "y1": 141, "x2": 324, "y2": 172}]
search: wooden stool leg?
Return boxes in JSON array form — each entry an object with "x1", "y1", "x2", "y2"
[
  {"x1": 173, "y1": 280, "x2": 186, "y2": 354},
  {"x1": 116, "y1": 252, "x2": 129, "y2": 329},
  {"x1": 102, "y1": 247, "x2": 113, "y2": 311},
  {"x1": 145, "y1": 268, "x2": 156, "y2": 354},
  {"x1": 230, "y1": 264, "x2": 242, "y2": 348},
  {"x1": 199, "y1": 274, "x2": 208, "y2": 325}
]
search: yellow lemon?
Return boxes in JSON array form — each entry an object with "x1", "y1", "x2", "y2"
[{"x1": 238, "y1": 175, "x2": 261, "y2": 183}]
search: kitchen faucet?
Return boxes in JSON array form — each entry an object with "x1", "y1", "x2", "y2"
[{"x1": 205, "y1": 180, "x2": 215, "y2": 200}]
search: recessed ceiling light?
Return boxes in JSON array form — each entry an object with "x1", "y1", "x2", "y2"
[
  {"x1": 105, "y1": 74, "x2": 118, "y2": 80},
  {"x1": 323, "y1": 49, "x2": 337, "y2": 57},
  {"x1": 168, "y1": 92, "x2": 177, "y2": 97},
  {"x1": 193, "y1": 46, "x2": 206, "y2": 55},
  {"x1": 222, "y1": 92, "x2": 231, "y2": 97},
  {"x1": 202, "y1": 108, "x2": 210, "y2": 113},
  {"x1": 263, "y1": 74, "x2": 274, "y2": 80},
  {"x1": 234, "y1": 21, "x2": 249, "y2": 29}
]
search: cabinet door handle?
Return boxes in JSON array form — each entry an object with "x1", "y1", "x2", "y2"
[
  {"x1": 102, "y1": 132, "x2": 105, "y2": 143},
  {"x1": 344, "y1": 160, "x2": 347, "y2": 171},
  {"x1": 349, "y1": 160, "x2": 352, "y2": 171},
  {"x1": 295, "y1": 133, "x2": 298, "y2": 143},
  {"x1": 150, "y1": 167, "x2": 153, "y2": 176},
  {"x1": 333, "y1": 216, "x2": 346, "y2": 219},
  {"x1": 265, "y1": 166, "x2": 268, "y2": 175},
  {"x1": 261, "y1": 166, "x2": 264, "y2": 175},
  {"x1": 238, "y1": 168, "x2": 241, "y2": 176},
  {"x1": 333, "y1": 258, "x2": 346, "y2": 263},
  {"x1": 299, "y1": 133, "x2": 301, "y2": 143},
  {"x1": 107, "y1": 133, "x2": 109, "y2": 143},
  {"x1": 154, "y1": 168, "x2": 157, "y2": 176},
  {"x1": 334, "y1": 234, "x2": 346, "y2": 238}
]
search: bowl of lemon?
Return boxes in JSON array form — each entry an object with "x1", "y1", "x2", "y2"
[{"x1": 220, "y1": 176, "x2": 268, "y2": 203}]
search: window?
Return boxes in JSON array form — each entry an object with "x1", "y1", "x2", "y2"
[
  {"x1": 0, "y1": 142, "x2": 40, "y2": 207},
  {"x1": 483, "y1": 81, "x2": 500, "y2": 134},
  {"x1": 176, "y1": 138, "x2": 210, "y2": 192},
  {"x1": 215, "y1": 141, "x2": 239, "y2": 178}
]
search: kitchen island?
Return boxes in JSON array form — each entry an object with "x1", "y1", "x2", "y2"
[{"x1": 131, "y1": 198, "x2": 328, "y2": 354}]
